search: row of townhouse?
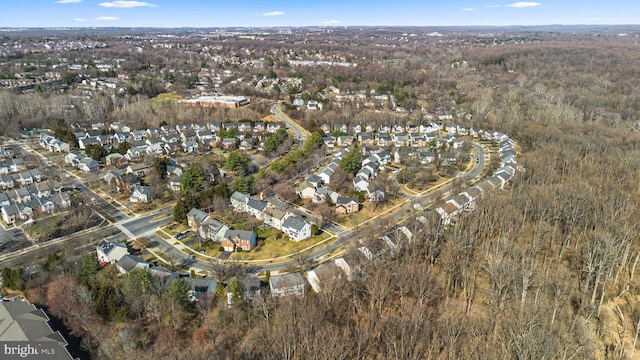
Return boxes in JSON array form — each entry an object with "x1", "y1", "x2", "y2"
[
  {"x1": 0, "y1": 169, "x2": 42, "y2": 190},
  {"x1": 0, "y1": 158, "x2": 26, "y2": 174},
  {"x1": 0, "y1": 188, "x2": 71, "y2": 224},
  {"x1": 353, "y1": 150, "x2": 390, "y2": 202},
  {"x1": 95, "y1": 239, "x2": 217, "y2": 301},
  {"x1": 230, "y1": 191, "x2": 312, "y2": 242},
  {"x1": 323, "y1": 128, "x2": 468, "y2": 150},
  {"x1": 186, "y1": 207, "x2": 261, "y2": 253},
  {"x1": 319, "y1": 122, "x2": 445, "y2": 136},
  {"x1": 40, "y1": 119, "x2": 285, "y2": 160},
  {"x1": 39, "y1": 134, "x2": 71, "y2": 153},
  {"x1": 435, "y1": 134, "x2": 518, "y2": 225}
]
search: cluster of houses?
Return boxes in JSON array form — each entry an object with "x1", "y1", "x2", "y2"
[
  {"x1": 297, "y1": 147, "x2": 390, "y2": 207},
  {"x1": 186, "y1": 207, "x2": 259, "y2": 252},
  {"x1": 96, "y1": 235, "x2": 309, "y2": 302},
  {"x1": 39, "y1": 119, "x2": 285, "y2": 168},
  {"x1": 435, "y1": 132, "x2": 518, "y2": 225},
  {"x1": 230, "y1": 191, "x2": 313, "y2": 242},
  {"x1": 96, "y1": 238, "x2": 219, "y2": 301},
  {"x1": 271, "y1": 224, "x2": 414, "y2": 297},
  {"x1": 0, "y1": 151, "x2": 71, "y2": 225}
]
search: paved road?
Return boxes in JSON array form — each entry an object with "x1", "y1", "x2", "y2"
[
  {"x1": 271, "y1": 104, "x2": 309, "y2": 147},
  {"x1": 0, "y1": 137, "x2": 489, "y2": 276}
]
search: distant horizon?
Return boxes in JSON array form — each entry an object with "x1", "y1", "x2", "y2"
[
  {"x1": 4, "y1": 1, "x2": 639, "y2": 28},
  {"x1": 2, "y1": 24, "x2": 640, "y2": 31}
]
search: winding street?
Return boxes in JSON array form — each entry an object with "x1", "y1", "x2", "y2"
[{"x1": 0, "y1": 114, "x2": 488, "y2": 277}]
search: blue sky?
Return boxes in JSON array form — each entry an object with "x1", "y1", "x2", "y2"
[{"x1": 4, "y1": 1, "x2": 640, "y2": 28}]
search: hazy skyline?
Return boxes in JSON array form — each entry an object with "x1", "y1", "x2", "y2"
[{"x1": 3, "y1": 0, "x2": 640, "y2": 28}]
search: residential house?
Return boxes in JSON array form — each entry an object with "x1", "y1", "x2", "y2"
[
  {"x1": 221, "y1": 138, "x2": 237, "y2": 150},
  {"x1": 1, "y1": 204, "x2": 21, "y2": 224},
  {"x1": 116, "y1": 254, "x2": 149, "y2": 274},
  {"x1": 263, "y1": 207, "x2": 289, "y2": 231},
  {"x1": 335, "y1": 251, "x2": 366, "y2": 281},
  {"x1": 239, "y1": 138, "x2": 255, "y2": 150},
  {"x1": 96, "y1": 239, "x2": 129, "y2": 264},
  {"x1": 77, "y1": 157, "x2": 99, "y2": 172},
  {"x1": 246, "y1": 197, "x2": 267, "y2": 220},
  {"x1": 130, "y1": 186, "x2": 154, "y2": 203},
  {"x1": 0, "y1": 175, "x2": 14, "y2": 190},
  {"x1": 105, "y1": 153, "x2": 125, "y2": 166},
  {"x1": 313, "y1": 187, "x2": 339, "y2": 204},
  {"x1": 306, "y1": 262, "x2": 342, "y2": 293},
  {"x1": 126, "y1": 163, "x2": 150, "y2": 177},
  {"x1": 269, "y1": 273, "x2": 305, "y2": 298},
  {"x1": 199, "y1": 217, "x2": 228, "y2": 242},
  {"x1": 230, "y1": 191, "x2": 249, "y2": 212},
  {"x1": 337, "y1": 135, "x2": 354, "y2": 147},
  {"x1": 182, "y1": 140, "x2": 198, "y2": 154},
  {"x1": 227, "y1": 276, "x2": 262, "y2": 304},
  {"x1": 0, "y1": 192, "x2": 10, "y2": 207},
  {"x1": 447, "y1": 194, "x2": 471, "y2": 211},
  {"x1": 336, "y1": 197, "x2": 359, "y2": 214},
  {"x1": 435, "y1": 202, "x2": 460, "y2": 225},
  {"x1": 187, "y1": 208, "x2": 209, "y2": 231},
  {"x1": 167, "y1": 175, "x2": 182, "y2": 192},
  {"x1": 78, "y1": 136, "x2": 99, "y2": 150},
  {"x1": 266, "y1": 123, "x2": 281, "y2": 133},
  {"x1": 221, "y1": 230, "x2": 257, "y2": 252},
  {"x1": 125, "y1": 147, "x2": 143, "y2": 161},
  {"x1": 353, "y1": 176, "x2": 370, "y2": 192},
  {"x1": 186, "y1": 278, "x2": 218, "y2": 301},
  {"x1": 358, "y1": 237, "x2": 390, "y2": 261},
  {"x1": 50, "y1": 192, "x2": 71, "y2": 209},
  {"x1": 317, "y1": 167, "x2": 335, "y2": 184},
  {"x1": 282, "y1": 215, "x2": 312, "y2": 242},
  {"x1": 376, "y1": 132, "x2": 392, "y2": 146}
]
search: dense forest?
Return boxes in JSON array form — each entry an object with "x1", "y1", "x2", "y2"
[{"x1": 3, "y1": 29, "x2": 640, "y2": 359}]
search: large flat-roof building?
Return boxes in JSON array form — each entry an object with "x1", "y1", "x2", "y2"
[{"x1": 178, "y1": 95, "x2": 250, "y2": 108}]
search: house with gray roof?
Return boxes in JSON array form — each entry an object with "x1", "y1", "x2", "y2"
[
  {"x1": 282, "y1": 215, "x2": 312, "y2": 241},
  {"x1": 116, "y1": 254, "x2": 150, "y2": 274},
  {"x1": 96, "y1": 239, "x2": 129, "y2": 264},
  {"x1": 246, "y1": 197, "x2": 267, "y2": 220},
  {"x1": 269, "y1": 273, "x2": 305, "y2": 298},
  {"x1": 222, "y1": 230, "x2": 257, "y2": 252},
  {"x1": 230, "y1": 191, "x2": 249, "y2": 212},
  {"x1": 306, "y1": 262, "x2": 343, "y2": 293}
]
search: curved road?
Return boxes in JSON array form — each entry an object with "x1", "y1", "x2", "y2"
[
  {"x1": 270, "y1": 104, "x2": 310, "y2": 148},
  {"x1": 1, "y1": 131, "x2": 488, "y2": 277}
]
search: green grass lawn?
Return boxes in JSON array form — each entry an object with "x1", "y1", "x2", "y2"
[
  {"x1": 164, "y1": 222, "x2": 189, "y2": 234},
  {"x1": 229, "y1": 229, "x2": 331, "y2": 261},
  {"x1": 150, "y1": 92, "x2": 184, "y2": 103}
]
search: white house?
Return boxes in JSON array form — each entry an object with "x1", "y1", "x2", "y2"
[
  {"x1": 281, "y1": 215, "x2": 312, "y2": 242},
  {"x1": 96, "y1": 239, "x2": 129, "y2": 265},
  {"x1": 269, "y1": 273, "x2": 305, "y2": 298}
]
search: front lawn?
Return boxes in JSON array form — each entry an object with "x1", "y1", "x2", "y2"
[{"x1": 228, "y1": 228, "x2": 331, "y2": 261}]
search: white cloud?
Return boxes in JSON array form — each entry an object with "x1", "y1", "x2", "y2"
[
  {"x1": 258, "y1": 11, "x2": 285, "y2": 16},
  {"x1": 462, "y1": 7, "x2": 474, "y2": 11},
  {"x1": 324, "y1": 20, "x2": 341, "y2": 24},
  {"x1": 94, "y1": 16, "x2": 120, "y2": 21},
  {"x1": 506, "y1": 2, "x2": 542, "y2": 8},
  {"x1": 485, "y1": 4, "x2": 501, "y2": 8},
  {"x1": 55, "y1": 0, "x2": 82, "y2": 3},
  {"x1": 73, "y1": 18, "x2": 87, "y2": 22},
  {"x1": 99, "y1": 1, "x2": 157, "y2": 8}
]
